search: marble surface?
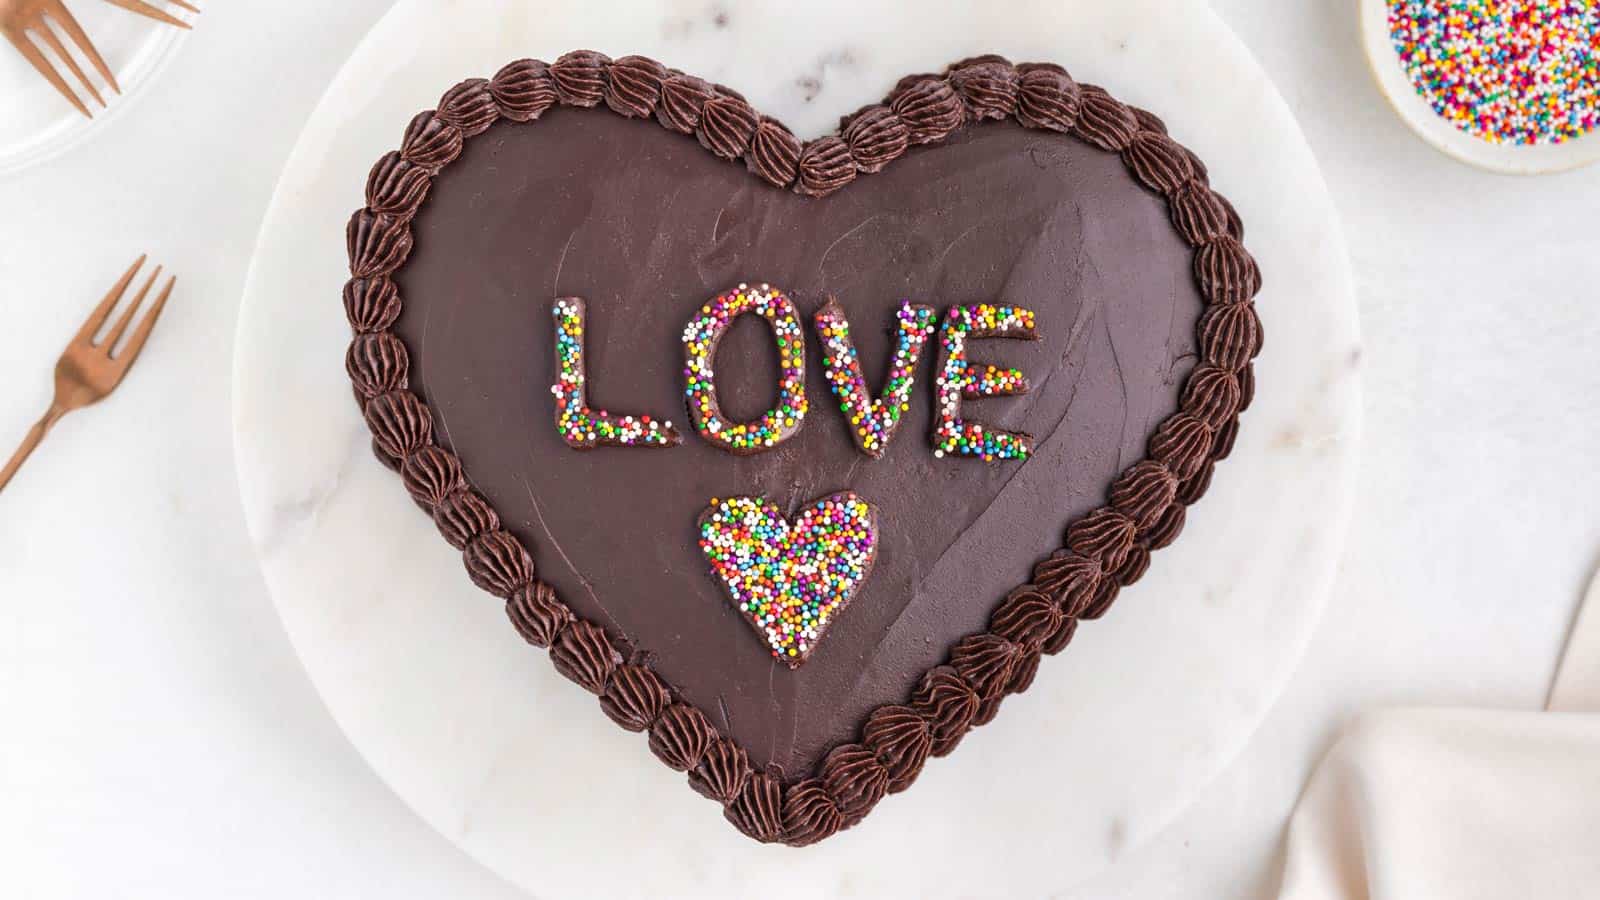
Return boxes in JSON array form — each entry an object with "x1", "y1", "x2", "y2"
[
  {"x1": 229, "y1": 0, "x2": 1356, "y2": 895},
  {"x1": 4, "y1": 1, "x2": 1597, "y2": 899}
]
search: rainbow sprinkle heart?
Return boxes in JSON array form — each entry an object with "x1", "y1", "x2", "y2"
[{"x1": 697, "y1": 492, "x2": 878, "y2": 668}]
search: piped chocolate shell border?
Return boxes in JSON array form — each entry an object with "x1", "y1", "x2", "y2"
[{"x1": 341, "y1": 49, "x2": 1263, "y2": 846}]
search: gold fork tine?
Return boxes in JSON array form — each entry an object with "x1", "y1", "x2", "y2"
[
  {"x1": 1, "y1": 256, "x2": 177, "y2": 494},
  {"x1": 102, "y1": 265, "x2": 161, "y2": 351},
  {"x1": 3, "y1": 27, "x2": 91, "y2": 118},
  {"x1": 74, "y1": 256, "x2": 145, "y2": 345},
  {"x1": 100, "y1": 0, "x2": 193, "y2": 29},
  {"x1": 41, "y1": 2, "x2": 119, "y2": 94},
  {"x1": 28, "y1": 17, "x2": 106, "y2": 109},
  {"x1": 114, "y1": 275, "x2": 175, "y2": 367}
]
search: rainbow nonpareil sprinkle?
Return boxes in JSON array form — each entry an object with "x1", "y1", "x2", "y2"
[
  {"x1": 681, "y1": 283, "x2": 809, "y2": 454},
  {"x1": 932, "y1": 304, "x2": 1037, "y2": 461},
  {"x1": 1388, "y1": 0, "x2": 1600, "y2": 145},
  {"x1": 698, "y1": 492, "x2": 877, "y2": 666},
  {"x1": 815, "y1": 298, "x2": 937, "y2": 459},
  {"x1": 550, "y1": 298, "x2": 681, "y2": 448}
]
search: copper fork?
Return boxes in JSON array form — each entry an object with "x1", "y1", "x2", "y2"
[
  {"x1": 101, "y1": 0, "x2": 198, "y2": 29},
  {"x1": 0, "y1": 0, "x2": 120, "y2": 118},
  {"x1": 0, "y1": 256, "x2": 176, "y2": 494}
]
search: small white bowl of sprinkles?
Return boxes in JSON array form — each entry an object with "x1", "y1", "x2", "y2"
[{"x1": 1361, "y1": 0, "x2": 1600, "y2": 174}]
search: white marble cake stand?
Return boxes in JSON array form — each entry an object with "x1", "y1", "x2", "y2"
[{"x1": 233, "y1": 0, "x2": 1360, "y2": 895}]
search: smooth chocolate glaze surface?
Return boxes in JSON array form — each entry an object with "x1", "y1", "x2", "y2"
[{"x1": 395, "y1": 107, "x2": 1202, "y2": 775}]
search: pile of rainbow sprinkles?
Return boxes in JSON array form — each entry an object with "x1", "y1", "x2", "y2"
[{"x1": 1388, "y1": 0, "x2": 1600, "y2": 144}]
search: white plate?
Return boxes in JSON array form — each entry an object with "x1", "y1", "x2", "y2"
[
  {"x1": 1360, "y1": 0, "x2": 1600, "y2": 175},
  {"x1": 0, "y1": 2, "x2": 192, "y2": 176},
  {"x1": 233, "y1": 0, "x2": 1361, "y2": 895}
]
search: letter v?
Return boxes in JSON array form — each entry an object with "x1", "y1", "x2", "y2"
[{"x1": 814, "y1": 297, "x2": 937, "y2": 459}]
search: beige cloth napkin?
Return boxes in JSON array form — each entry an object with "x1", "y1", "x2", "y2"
[
  {"x1": 1279, "y1": 569, "x2": 1600, "y2": 900},
  {"x1": 1547, "y1": 569, "x2": 1600, "y2": 712}
]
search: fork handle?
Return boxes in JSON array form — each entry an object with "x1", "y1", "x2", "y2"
[{"x1": 0, "y1": 404, "x2": 67, "y2": 494}]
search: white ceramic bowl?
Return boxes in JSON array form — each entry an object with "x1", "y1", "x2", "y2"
[
  {"x1": 1359, "y1": 0, "x2": 1600, "y2": 174},
  {"x1": 0, "y1": 3, "x2": 192, "y2": 176}
]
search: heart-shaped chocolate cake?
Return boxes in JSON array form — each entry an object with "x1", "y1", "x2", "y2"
[{"x1": 343, "y1": 50, "x2": 1262, "y2": 846}]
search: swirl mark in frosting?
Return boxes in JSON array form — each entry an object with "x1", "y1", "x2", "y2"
[
  {"x1": 1075, "y1": 85, "x2": 1139, "y2": 151},
  {"x1": 648, "y1": 703, "x2": 715, "y2": 772},
  {"x1": 1124, "y1": 131, "x2": 1195, "y2": 194},
  {"x1": 1149, "y1": 413, "x2": 1214, "y2": 480},
  {"x1": 860, "y1": 705, "x2": 932, "y2": 793},
  {"x1": 550, "y1": 49, "x2": 611, "y2": 108},
  {"x1": 345, "y1": 332, "x2": 408, "y2": 401},
  {"x1": 795, "y1": 136, "x2": 856, "y2": 197},
  {"x1": 1040, "y1": 614, "x2": 1079, "y2": 655},
  {"x1": 346, "y1": 210, "x2": 413, "y2": 279},
  {"x1": 1114, "y1": 543, "x2": 1153, "y2": 587},
  {"x1": 1016, "y1": 63, "x2": 1082, "y2": 133},
  {"x1": 551, "y1": 619, "x2": 621, "y2": 694},
  {"x1": 600, "y1": 664, "x2": 671, "y2": 732},
  {"x1": 400, "y1": 446, "x2": 463, "y2": 508},
  {"x1": 911, "y1": 665, "x2": 980, "y2": 757},
  {"x1": 841, "y1": 105, "x2": 909, "y2": 173},
  {"x1": 889, "y1": 75, "x2": 964, "y2": 144},
  {"x1": 1182, "y1": 365, "x2": 1243, "y2": 426},
  {"x1": 1109, "y1": 460, "x2": 1180, "y2": 529},
  {"x1": 437, "y1": 78, "x2": 499, "y2": 137},
  {"x1": 604, "y1": 55, "x2": 666, "y2": 119},
  {"x1": 780, "y1": 779, "x2": 843, "y2": 846},
  {"x1": 725, "y1": 771, "x2": 784, "y2": 843},
  {"x1": 399, "y1": 110, "x2": 463, "y2": 170},
  {"x1": 947, "y1": 56, "x2": 1019, "y2": 121},
  {"x1": 1214, "y1": 415, "x2": 1242, "y2": 461},
  {"x1": 687, "y1": 737, "x2": 752, "y2": 804},
  {"x1": 697, "y1": 92, "x2": 759, "y2": 160},
  {"x1": 1199, "y1": 299, "x2": 1264, "y2": 371},
  {"x1": 433, "y1": 488, "x2": 500, "y2": 551},
  {"x1": 1144, "y1": 502, "x2": 1187, "y2": 552},
  {"x1": 657, "y1": 72, "x2": 714, "y2": 134},
  {"x1": 1169, "y1": 181, "x2": 1233, "y2": 247},
  {"x1": 1065, "y1": 508, "x2": 1138, "y2": 573},
  {"x1": 745, "y1": 116, "x2": 802, "y2": 188},
  {"x1": 820, "y1": 744, "x2": 889, "y2": 825},
  {"x1": 490, "y1": 59, "x2": 557, "y2": 122},
  {"x1": 1130, "y1": 105, "x2": 1168, "y2": 136},
  {"x1": 364, "y1": 152, "x2": 431, "y2": 219},
  {"x1": 364, "y1": 390, "x2": 432, "y2": 458},
  {"x1": 1031, "y1": 551, "x2": 1103, "y2": 617},
  {"x1": 1178, "y1": 459, "x2": 1217, "y2": 508},
  {"x1": 1238, "y1": 367, "x2": 1256, "y2": 413},
  {"x1": 343, "y1": 277, "x2": 400, "y2": 334},
  {"x1": 506, "y1": 582, "x2": 574, "y2": 648},
  {"x1": 988, "y1": 588, "x2": 1064, "y2": 649},
  {"x1": 464, "y1": 529, "x2": 535, "y2": 599},
  {"x1": 949, "y1": 633, "x2": 1022, "y2": 701}
]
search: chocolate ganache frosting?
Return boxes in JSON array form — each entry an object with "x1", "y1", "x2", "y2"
[
  {"x1": 348, "y1": 51, "x2": 1262, "y2": 846},
  {"x1": 396, "y1": 106, "x2": 1202, "y2": 772}
]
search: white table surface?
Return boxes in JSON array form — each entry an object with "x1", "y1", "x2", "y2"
[{"x1": 3, "y1": 1, "x2": 1596, "y2": 898}]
